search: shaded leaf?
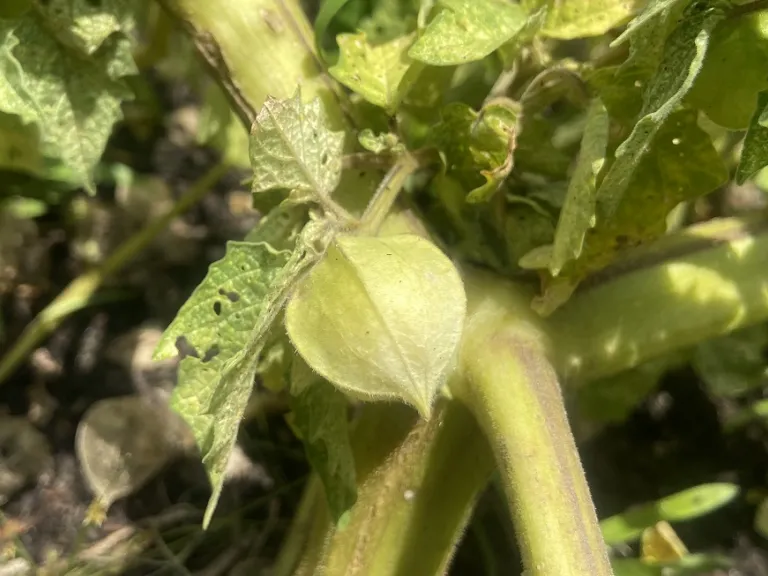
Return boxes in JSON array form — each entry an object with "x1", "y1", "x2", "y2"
[
  {"x1": 600, "y1": 483, "x2": 739, "y2": 546},
  {"x1": 611, "y1": 0, "x2": 688, "y2": 47},
  {"x1": 330, "y1": 32, "x2": 417, "y2": 113},
  {"x1": 0, "y1": 417, "x2": 52, "y2": 504},
  {"x1": 755, "y1": 497, "x2": 768, "y2": 540},
  {"x1": 595, "y1": 2, "x2": 726, "y2": 219},
  {"x1": 530, "y1": 0, "x2": 643, "y2": 40},
  {"x1": 736, "y1": 91, "x2": 768, "y2": 184},
  {"x1": 249, "y1": 91, "x2": 344, "y2": 206},
  {"x1": 409, "y1": 0, "x2": 527, "y2": 66},
  {"x1": 290, "y1": 356, "x2": 357, "y2": 523},
  {"x1": 549, "y1": 98, "x2": 609, "y2": 275}
]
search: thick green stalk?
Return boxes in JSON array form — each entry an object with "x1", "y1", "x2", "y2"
[{"x1": 454, "y1": 268, "x2": 613, "y2": 576}]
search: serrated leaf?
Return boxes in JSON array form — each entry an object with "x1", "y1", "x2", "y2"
[
  {"x1": 285, "y1": 234, "x2": 466, "y2": 417},
  {"x1": 290, "y1": 357, "x2": 357, "y2": 523},
  {"x1": 431, "y1": 101, "x2": 519, "y2": 202},
  {"x1": 249, "y1": 92, "x2": 344, "y2": 206},
  {"x1": 736, "y1": 91, "x2": 768, "y2": 184},
  {"x1": 549, "y1": 98, "x2": 609, "y2": 275},
  {"x1": 530, "y1": 0, "x2": 643, "y2": 40},
  {"x1": 329, "y1": 32, "x2": 417, "y2": 114},
  {"x1": 0, "y1": 14, "x2": 136, "y2": 192},
  {"x1": 692, "y1": 324, "x2": 768, "y2": 398},
  {"x1": 409, "y1": 0, "x2": 527, "y2": 66},
  {"x1": 595, "y1": 2, "x2": 726, "y2": 219},
  {"x1": 600, "y1": 483, "x2": 739, "y2": 545},
  {"x1": 688, "y1": 11, "x2": 768, "y2": 129}
]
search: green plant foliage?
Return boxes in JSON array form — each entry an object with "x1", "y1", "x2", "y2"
[
  {"x1": 249, "y1": 91, "x2": 344, "y2": 207},
  {"x1": 736, "y1": 90, "x2": 768, "y2": 184},
  {"x1": 409, "y1": 0, "x2": 527, "y2": 66},
  {"x1": 692, "y1": 323, "x2": 768, "y2": 398},
  {"x1": 688, "y1": 11, "x2": 768, "y2": 129},
  {"x1": 290, "y1": 357, "x2": 357, "y2": 523},
  {"x1": 600, "y1": 483, "x2": 739, "y2": 546},
  {"x1": 285, "y1": 234, "x2": 466, "y2": 417},
  {"x1": 529, "y1": 0, "x2": 643, "y2": 39},
  {"x1": 329, "y1": 32, "x2": 417, "y2": 114},
  {"x1": 0, "y1": 2, "x2": 137, "y2": 192},
  {"x1": 430, "y1": 100, "x2": 519, "y2": 203},
  {"x1": 611, "y1": 0, "x2": 688, "y2": 46}
]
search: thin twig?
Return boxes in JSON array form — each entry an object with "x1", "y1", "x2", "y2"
[{"x1": 0, "y1": 162, "x2": 228, "y2": 386}]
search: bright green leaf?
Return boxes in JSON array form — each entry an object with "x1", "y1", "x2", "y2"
[
  {"x1": 736, "y1": 91, "x2": 768, "y2": 184},
  {"x1": 285, "y1": 234, "x2": 466, "y2": 417},
  {"x1": 409, "y1": 0, "x2": 527, "y2": 66},
  {"x1": 595, "y1": 2, "x2": 726, "y2": 219},
  {"x1": 688, "y1": 11, "x2": 768, "y2": 129},
  {"x1": 549, "y1": 98, "x2": 609, "y2": 276},
  {"x1": 692, "y1": 324, "x2": 768, "y2": 398},
  {"x1": 0, "y1": 14, "x2": 136, "y2": 192},
  {"x1": 329, "y1": 32, "x2": 417, "y2": 113},
  {"x1": 530, "y1": 0, "x2": 643, "y2": 40},
  {"x1": 290, "y1": 356, "x2": 357, "y2": 522},
  {"x1": 600, "y1": 483, "x2": 740, "y2": 546},
  {"x1": 249, "y1": 91, "x2": 344, "y2": 206}
]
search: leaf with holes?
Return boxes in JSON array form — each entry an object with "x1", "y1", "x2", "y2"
[
  {"x1": 249, "y1": 91, "x2": 344, "y2": 207},
  {"x1": 409, "y1": 0, "x2": 527, "y2": 66},
  {"x1": 330, "y1": 32, "x2": 418, "y2": 114},
  {"x1": 0, "y1": 3, "x2": 137, "y2": 193}
]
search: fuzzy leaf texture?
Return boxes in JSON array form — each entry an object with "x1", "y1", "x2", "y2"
[
  {"x1": 285, "y1": 234, "x2": 466, "y2": 417},
  {"x1": 528, "y1": 0, "x2": 643, "y2": 39},
  {"x1": 290, "y1": 357, "x2": 357, "y2": 523},
  {"x1": 249, "y1": 91, "x2": 344, "y2": 205},
  {"x1": 0, "y1": 1, "x2": 136, "y2": 192},
  {"x1": 329, "y1": 32, "x2": 417, "y2": 114},
  {"x1": 409, "y1": 0, "x2": 527, "y2": 66},
  {"x1": 736, "y1": 90, "x2": 768, "y2": 184},
  {"x1": 595, "y1": 1, "x2": 726, "y2": 219}
]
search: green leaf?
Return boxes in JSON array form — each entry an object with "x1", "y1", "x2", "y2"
[
  {"x1": 529, "y1": 0, "x2": 643, "y2": 40},
  {"x1": 0, "y1": 12, "x2": 136, "y2": 192},
  {"x1": 549, "y1": 98, "x2": 609, "y2": 276},
  {"x1": 692, "y1": 324, "x2": 768, "y2": 398},
  {"x1": 430, "y1": 101, "x2": 519, "y2": 202},
  {"x1": 600, "y1": 483, "x2": 740, "y2": 546},
  {"x1": 595, "y1": 2, "x2": 726, "y2": 220},
  {"x1": 285, "y1": 234, "x2": 466, "y2": 417},
  {"x1": 329, "y1": 32, "x2": 417, "y2": 114},
  {"x1": 290, "y1": 357, "x2": 357, "y2": 523},
  {"x1": 409, "y1": 0, "x2": 527, "y2": 66},
  {"x1": 755, "y1": 497, "x2": 768, "y2": 540},
  {"x1": 0, "y1": 112, "x2": 42, "y2": 175},
  {"x1": 688, "y1": 11, "x2": 768, "y2": 129},
  {"x1": 357, "y1": 129, "x2": 404, "y2": 154},
  {"x1": 611, "y1": 0, "x2": 688, "y2": 47},
  {"x1": 736, "y1": 91, "x2": 768, "y2": 184},
  {"x1": 249, "y1": 91, "x2": 345, "y2": 206}
]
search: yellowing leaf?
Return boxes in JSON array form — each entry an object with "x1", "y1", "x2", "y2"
[
  {"x1": 641, "y1": 521, "x2": 688, "y2": 563},
  {"x1": 409, "y1": 0, "x2": 527, "y2": 66},
  {"x1": 330, "y1": 32, "x2": 417, "y2": 114},
  {"x1": 285, "y1": 234, "x2": 466, "y2": 417},
  {"x1": 530, "y1": 0, "x2": 643, "y2": 40}
]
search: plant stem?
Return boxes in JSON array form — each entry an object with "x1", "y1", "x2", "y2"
[
  {"x1": 358, "y1": 153, "x2": 420, "y2": 234},
  {"x1": 0, "y1": 162, "x2": 227, "y2": 386},
  {"x1": 455, "y1": 268, "x2": 613, "y2": 576}
]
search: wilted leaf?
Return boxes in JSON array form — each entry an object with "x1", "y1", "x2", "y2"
[
  {"x1": 290, "y1": 357, "x2": 357, "y2": 522},
  {"x1": 0, "y1": 15, "x2": 135, "y2": 193},
  {"x1": 409, "y1": 0, "x2": 527, "y2": 66},
  {"x1": 600, "y1": 483, "x2": 739, "y2": 545},
  {"x1": 692, "y1": 323, "x2": 768, "y2": 398},
  {"x1": 358, "y1": 129, "x2": 404, "y2": 154},
  {"x1": 330, "y1": 32, "x2": 417, "y2": 113},
  {"x1": 736, "y1": 91, "x2": 768, "y2": 184},
  {"x1": 641, "y1": 521, "x2": 688, "y2": 563},
  {"x1": 249, "y1": 91, "x2": 344, "y2": 206},
  {"x1": 285, "y1": 234, "x2": 466, "y2": 417},
  {"x1": 595, "y1": 2, "x2": 726, "y2": 219},
  {"x1": 549, "y1": 98, "x2": 609, "y2": 275},
  {"x1": 76, "y1": 396, "x2": 187, "y2": 507},
  {"x1": 530, "y1": 0, "x2": 643, "y2": 40}
]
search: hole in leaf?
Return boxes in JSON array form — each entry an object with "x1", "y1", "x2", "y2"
[
  {"x1": 321, "y1": 152, "x2": 329, "y2": 165},
  {"x1": 175, "y1": 336, "x2": 200, "y2": 360},
  {"x1": 218, "y1": 289, "x2": 240, "y2": 302},
  {"x1": 213, "y1": 301, "x2": 222, "y2": 315},
  {"x1": 202, "y1": 345, "x2": 221, "y2": 363}
]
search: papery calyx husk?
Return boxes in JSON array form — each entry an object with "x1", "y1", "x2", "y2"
[{"x1": 285, "y1": 233, "x2": 466, "y2": 417}]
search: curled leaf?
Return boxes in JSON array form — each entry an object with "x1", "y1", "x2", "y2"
[{"x1": 285, "y1": 234, "x2": 466, "y2": 417}]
